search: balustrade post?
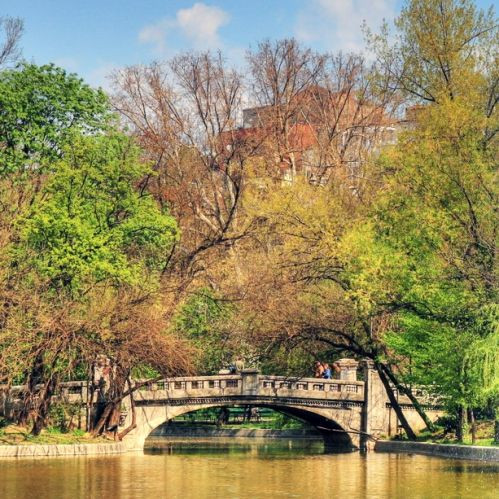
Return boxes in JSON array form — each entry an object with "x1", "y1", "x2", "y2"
[
  {"x1": 335, "y1": 358, "x2": 359, "y2": 381},
  {"x1": 240, "y1": 369, "x2": 259, "y2": 396}
]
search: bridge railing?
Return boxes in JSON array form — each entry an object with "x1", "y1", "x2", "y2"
[
  {"x1": 133, "y1": 375, "x2": 243, "y2": 399},
  {"x1": 129, "y1": 374, "x2": 365, "y2": 402},
  {"x1": 258, "y1": 376, "x2": 364, "y2": 401},
  {"x1": 1, "y1": 373, "x2": 366, "y2": 408}
]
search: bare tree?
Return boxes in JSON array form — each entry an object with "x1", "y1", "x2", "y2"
[
  {"x1": 111, "y1": 53, "x2": 257, "y2": 285},
  {"x1": 245, "y1": 40, "x2": 398, "y2": 193},
  {"x1": 0, "y1": 16, "x2": 23, "y2": 67},
  {"x1": 246, "y1": 39, "x2": 326, "y2": 178}
]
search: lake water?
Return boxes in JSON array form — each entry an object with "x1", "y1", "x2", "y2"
[{"x1": 0, "y1": 438, "x2": 497, "y2": 498}]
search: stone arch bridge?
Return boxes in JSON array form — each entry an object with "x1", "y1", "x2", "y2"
[
  {"x1": 1, "y1": 359, "x2": 442, "y2": 451},
  {"x1": 118, "y1": 360, "x2": 441, "y2": 451}
]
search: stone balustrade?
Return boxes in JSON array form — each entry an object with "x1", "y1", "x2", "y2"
[{"x1": 129, "y1": 373, "x2": 364, "y2": 403}]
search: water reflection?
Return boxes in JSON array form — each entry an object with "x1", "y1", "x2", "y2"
[
  {"x1": 146, "y1": 437, "x2": 325, "y2": 458},
  {"x1": 0, "y1": 438, "x2": 497, "y2": 499},
  {"x1": 442, "y1": 463, "x2": 499, "y2": 474}
]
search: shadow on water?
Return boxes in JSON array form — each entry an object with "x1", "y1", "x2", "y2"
[{"x1": 442, "y1": 463, "x2": 499, "y2": 474}]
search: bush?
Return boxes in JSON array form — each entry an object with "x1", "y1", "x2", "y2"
[{"x1": 434, "y1": 415, "x2": 458, "y2": 434}]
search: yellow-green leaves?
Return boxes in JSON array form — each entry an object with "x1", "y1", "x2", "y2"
[{"x1": 16, "y1": 133, "x2": 179, "y2": 295}]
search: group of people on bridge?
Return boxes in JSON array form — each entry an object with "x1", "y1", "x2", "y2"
[{"x1": 314, "y1": 361, "x2": 340, "y2": 380}]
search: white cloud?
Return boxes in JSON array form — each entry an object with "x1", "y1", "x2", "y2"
[
  {"x1": 177, "y1": 3, "x2": 229, "y2": 47},
  {"x1": 139, "y1": 3, "x2": 230, "y2": 54},
  {"x1": 296, "y1": 0, "x2": 396, "y2": 53}
]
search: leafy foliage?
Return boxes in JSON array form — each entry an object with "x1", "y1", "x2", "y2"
[{"x1": 0, "y1": 63, "x2": 109, "y2": 176}]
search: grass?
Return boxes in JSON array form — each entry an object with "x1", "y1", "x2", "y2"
[
  {"x1": 0, "y1": 424, "x2": 107, "y2": 446},
  {"x1": 403, "y1": 420, "x2": 499, "y2": 447}
]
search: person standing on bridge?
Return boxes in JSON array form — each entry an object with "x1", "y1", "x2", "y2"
[
  {"x1": 314, "y1": 361, "x2": 324, "y2": 378},
  {"x1": 323, "y1": 363, "x2": 332, "y2": 379},
  {"x1": 235, "y1": 357, "x2": 245, "y2": 373}
]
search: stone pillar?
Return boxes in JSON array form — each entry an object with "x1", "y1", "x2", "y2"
[
  {"x1": 336, "y1": 358, "x2": 359, "y2": 381},
  {"x1": 361, "y1": 360, "x2": 389, "y2": 450},
  {"x1": 240, "y1": 369, "x2": 259, "y2": 396}
]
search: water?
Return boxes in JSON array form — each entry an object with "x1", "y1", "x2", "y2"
[{"x1": 0, "y1": 438, "x2": 497, "y2": 498}]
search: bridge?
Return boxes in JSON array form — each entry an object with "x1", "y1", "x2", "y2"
[
  {"x1": 117, "y1": 359, "x2": 441, "y2": 451},
  {"x1": 0, "y1": 359, "x2": 442, "y2": 451}
]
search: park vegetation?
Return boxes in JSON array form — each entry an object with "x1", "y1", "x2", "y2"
[{"x1": 0, "y1": 0, "x2": 497, "y2": 444}]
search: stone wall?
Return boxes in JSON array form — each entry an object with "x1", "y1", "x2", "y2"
[
  {"x1": 0, "y1": 442, "x2": 125, "y2": 458},
  {"x1": 375, "y1": 440, "x2": 499, "y2": 462}
]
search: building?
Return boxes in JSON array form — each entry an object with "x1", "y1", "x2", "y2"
[{"x1": 220, "y1": 86, "x2": 401, "y2": 189}]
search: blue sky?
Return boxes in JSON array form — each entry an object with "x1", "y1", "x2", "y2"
[{"x1": 2, "y1": 0, "x2": 496, "y2": 88}]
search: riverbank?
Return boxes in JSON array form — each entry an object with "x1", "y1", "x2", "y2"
[
  {"x1": 0, "y1": 424, "x2": 124, "y2": 457},
  {"x1": 0, "y1": 441, "x2": 125, "y2": 458},
  {"x1": 375, "y1": 440, "x2": 499, "y2": 462},
  {"x1": 0, "y1": 424, "x2": 108, "y2": 446}
]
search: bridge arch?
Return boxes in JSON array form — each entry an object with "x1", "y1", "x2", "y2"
[{"x1": 125, "y1": 400, "x2": 359, "y2": 451}]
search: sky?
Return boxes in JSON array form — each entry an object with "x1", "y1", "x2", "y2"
[{"x1": 2, "y1": 0, "x2": 496, "y2": 89}]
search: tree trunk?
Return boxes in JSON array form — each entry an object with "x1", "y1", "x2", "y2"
[
  {"x1": 381, "y1": 364, "x2": 436, "y2": 432},
  {"x1": 467, "y1": 408, "x2": 476, "y2": 445},
  {"x1": 117, "y1": 378, "x2": 136, "y2": 440},
  {"x1": 91, "y1": 402, "x2": 115, "y2": 437},
  {"x1": 90, "y1": 364, "x2": 129, "y2": 437},
  {"x1": 494, "y1": 407, "x2": 499, "y2": 444},
  {"x1": 17, "y1": 353, "x2": 45, "y2": 427},
  {"x1": 375, "y1": 363, "x2": 417, "y2": 440},
  {"x1": 456, "y1": 405, "x2": 465, "y2": 443},
  {"x1": 31, "y1": 376, "x2": 58, "y2": 436}
]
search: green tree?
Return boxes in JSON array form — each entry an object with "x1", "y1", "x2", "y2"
[
  {"x1": 368, "y1": 0, "x2": 497, "y2": 112},
  {"x1": 356, "y1": 96, "x2": 497, "y2": 440},
  {"x1": 1, "y1": 132, "x2": 180, "y2": 434},
  {"x1": 0, "y1": 63, "x2": 109, "y2": 177},
  {"x1": 352, "y1": 0, "x2": 498, "y2": 441},
  {"x1": 174, "y1": 289, "x2": 235, "y2": 374}
]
